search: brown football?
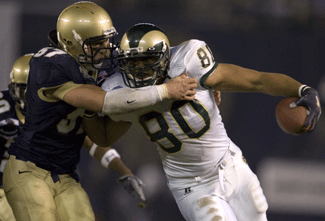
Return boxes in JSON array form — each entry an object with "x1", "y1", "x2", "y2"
[{"x1": 275, "y1": 97, "x2": 310, "y2": 135}]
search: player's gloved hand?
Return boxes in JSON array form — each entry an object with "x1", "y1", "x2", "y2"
[
  {"x1": 290, "y1": 86, "x2": 321, "y2": 131},
  {"x1": 117, "y1": 175, "x2": 146, "y2": 205}
]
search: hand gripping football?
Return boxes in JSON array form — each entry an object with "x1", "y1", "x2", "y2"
[{"x1": 275, "y1": 97, "x2": 311, "y2": 135}]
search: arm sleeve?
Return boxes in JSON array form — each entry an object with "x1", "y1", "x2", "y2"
[{"x1": 102, "y1": 84, "x2": 168, "y2": 115}]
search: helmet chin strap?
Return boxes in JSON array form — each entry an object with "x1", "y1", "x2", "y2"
[{"x1": 93, "y1": 63, "x2": 103, "y2": 69}]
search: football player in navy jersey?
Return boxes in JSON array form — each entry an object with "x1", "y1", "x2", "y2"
[
  {"x1": 3, "y1": 2, "x2": 197, "y2": 221},
  {"x1": 1, "y1": 53, "x2": 145, "y2": 221},
  {"x1": 0, "y1": 53, "x2": 32, "y2": 221}
]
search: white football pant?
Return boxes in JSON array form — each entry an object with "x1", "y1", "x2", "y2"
[{"x1": 170, "y1": 141, "x2": 268, "y2": 221}]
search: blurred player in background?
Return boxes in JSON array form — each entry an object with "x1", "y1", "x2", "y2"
[
  {"x1": 0, "y1": 54, "x2": 32, "y2": 221},
  {"x1": 86, "y1": 23, "x2": 321, "y2": 221},
  {"x1": 3, "y1": 2, "x2": 197, "y2": 221}
]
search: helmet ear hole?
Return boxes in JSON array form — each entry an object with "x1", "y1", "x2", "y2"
[{"x1": 67, "y1": 41, "x2": 73, "y2": 46}]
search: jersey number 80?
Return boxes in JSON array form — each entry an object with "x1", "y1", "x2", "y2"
[{"x1": 139, "y1": 100, "x2": 210, "y2": 153}]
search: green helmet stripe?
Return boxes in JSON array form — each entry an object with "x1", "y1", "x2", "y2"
[{"x1": 126, "y1": 23, "x2": 162, "y2": 48}]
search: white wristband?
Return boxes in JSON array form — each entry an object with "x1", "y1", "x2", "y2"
[
  {"x1": 101, "y1": 149, "x2": 120, "y2": 168},
  {"x1": 89, "y1": 143, "x2": 98, "y2": 157},
  {"x1": 298, "y1": 85, "x2": 310, "y2": 97},
  {"x1": 156, "y1": 84, "x2": 168, "y2": 100}
]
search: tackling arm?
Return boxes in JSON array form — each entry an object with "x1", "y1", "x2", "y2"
[{"x1": 63, "y1": 73, "x2": 197, "y2": 114}]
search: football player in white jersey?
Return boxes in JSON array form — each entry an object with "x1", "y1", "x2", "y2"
[{"x1": 85, "y1": 23, "x2": 321, "y2": 221}]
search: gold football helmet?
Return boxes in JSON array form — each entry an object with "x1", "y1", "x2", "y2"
[
  {"x1": 118, "y1": 23, "x2": 170, "y2": 88},
  {"x1": 9, "y1": 53, "x2": 33, "y2": 116},
  {"x1": 56, "y1": 1, "x2": 117, "y2": 71}
]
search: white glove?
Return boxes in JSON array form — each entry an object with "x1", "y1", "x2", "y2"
[{"x1": 117, "y1": 175, "x2": 146, "y2": 206}]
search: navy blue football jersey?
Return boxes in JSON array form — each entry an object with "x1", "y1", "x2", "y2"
[
  {"x1": 8, "y1": 47, "x2": 97, "y2": 182},
  {"x1": 0, "y1": 90, "x2": 22, "y2": 187}
]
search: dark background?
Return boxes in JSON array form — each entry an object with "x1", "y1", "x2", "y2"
[{"x1": 2, "y1": 0, "x2": 325, "y2": 220}]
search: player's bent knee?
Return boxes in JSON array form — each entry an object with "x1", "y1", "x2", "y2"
[
  {"x1": 248, "y1": 177, "x2": 268, "y2": 213},
  {"x1": 189, "y1": 196, "x2": 237, "y2": 221},
  {"x1": 196, "y1": 197, "x2": 226, "y2": 221}
]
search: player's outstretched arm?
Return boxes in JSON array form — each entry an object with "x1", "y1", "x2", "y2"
[
  {"x1": 63, "y1": 74, "x2": 197, "y2": 115},
  {"x1": 63, "y1": 84, "x2": 106, "y2": 112},
  {"x1": 204, "y1": 63, "x2": 321, "y2": 131},
  {"x1": 204, "y1": 63, "x2": 302, "y2": 97},
  {"x1": 101, "y1": 73, "x2": 197, "y2": 115},
  {"x1": 83, "y1": 136, "x2": 146, "y2": 204}
]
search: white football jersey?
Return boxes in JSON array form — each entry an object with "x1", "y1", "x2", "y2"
[{"x1": 102, "y1": 40, "x2": 231, "y2": 188}]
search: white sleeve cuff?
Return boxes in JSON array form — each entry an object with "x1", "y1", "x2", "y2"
[
  {"x1": 89, "y1": 143, "x2": 98, "y2": 157},
  {"x1": 298, "y1": 85, "x2": 310, "y2": 97}
]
